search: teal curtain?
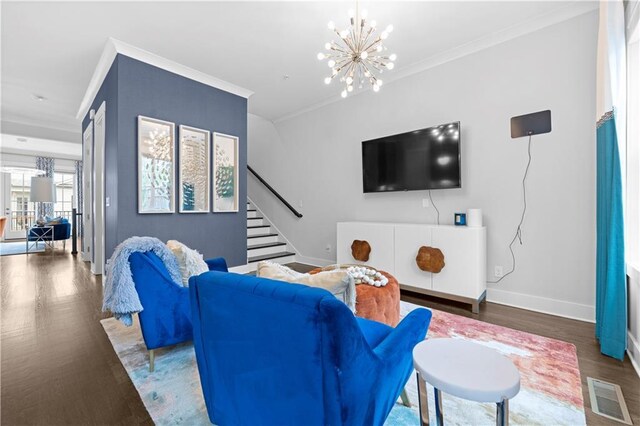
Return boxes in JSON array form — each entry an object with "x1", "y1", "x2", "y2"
[{"x1": 595, "y1": 112, "x2": 626, "y2": 360}]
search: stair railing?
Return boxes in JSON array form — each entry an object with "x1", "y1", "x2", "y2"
[{"x1": 247, "y1": 165, "x2": 303, "y2": 218}]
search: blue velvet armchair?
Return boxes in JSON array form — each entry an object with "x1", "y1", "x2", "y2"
[
  {"x1": 189, "y1": 271, "x2": 432, "y2": 426},
  {"x1": 129, "y1": 251, "x2": 228, "y2": 371}
]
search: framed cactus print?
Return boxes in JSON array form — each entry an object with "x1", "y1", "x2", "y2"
[
  {"x1": 138, "y1": 116, "x2": 176, "y2": 214},
  {"x1": 178, "y1": 125, "x2": 210, "y2": 213},
  {"x1": 212, "y1": 132, "x2": 239, "y2": 213}
]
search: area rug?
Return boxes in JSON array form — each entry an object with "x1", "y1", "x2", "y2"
[
  {"x1": 101, "y1": 301, "x2": 586, "y2": 425},
  {"x1": 0, "y1": 241, "x2": 44, "y2": 256}
]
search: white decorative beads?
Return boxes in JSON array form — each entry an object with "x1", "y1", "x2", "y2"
[{"x1": 346, "y1": 266, "x2": 389, "y2": 287}]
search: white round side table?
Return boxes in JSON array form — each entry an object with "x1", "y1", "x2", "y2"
[{"x1": 413, "y1": 338, "x2": 521, "y2": 426}]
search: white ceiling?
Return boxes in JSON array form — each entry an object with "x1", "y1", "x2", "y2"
[{"x1": 1, "y1": 1, "x2": 596, "y2": 141}]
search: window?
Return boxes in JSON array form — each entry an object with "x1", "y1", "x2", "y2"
[{"x1": 54, "y1": 172, "x2": 74, "y2": 219}]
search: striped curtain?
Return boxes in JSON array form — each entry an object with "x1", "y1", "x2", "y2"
[
  {"x1": 35, "y1": 156, "x2": 55, "y2": 218},
  {"x1": 595, "y1": 0, "x2": 627, "y2": 361}
]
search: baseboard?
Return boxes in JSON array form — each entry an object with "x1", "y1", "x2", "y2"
[
  {"x1": 486, "y1": 287, "x2": 595, "y2": 323},
  {"x1": 294, "y1": 255, "x2": 335, "y2": 268},
  {"x1": 628, "y1": 331, "x2": 640, "y2": 378},
  {"x1": 228, "y1": 263, "x2": 257, "y2": 274}
]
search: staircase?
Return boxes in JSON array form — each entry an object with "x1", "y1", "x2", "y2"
[{"x1": 247, "y1": 200, "x2": 296, "y2": 265}]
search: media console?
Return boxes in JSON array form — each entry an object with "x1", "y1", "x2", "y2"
[{"x1": 337, "y1": 222, "x2": 487, "y2": 313}]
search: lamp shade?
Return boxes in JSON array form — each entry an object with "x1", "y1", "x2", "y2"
[{"x1": 30, "y1": 177, "x2": 56, "y2": 203}]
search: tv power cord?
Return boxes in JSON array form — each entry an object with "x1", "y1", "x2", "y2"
[
  {"x1": 488, "y1": 133, "x2": 533, "y2": 284},
  {"x1": 428, "y1": 190, "x2": 440, "y2": 225}
]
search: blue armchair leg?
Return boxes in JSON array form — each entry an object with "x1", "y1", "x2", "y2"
[
  {"x1": 149, "y1": 349, "x2": 155, "y2": 372},
  {"x1": 401, "y1": 389, "x2": 411, "y2": 407}
]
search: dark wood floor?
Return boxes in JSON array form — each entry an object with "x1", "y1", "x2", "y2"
[{"x1": 1, "y1": 254, "x2": 638, "y2": 425}]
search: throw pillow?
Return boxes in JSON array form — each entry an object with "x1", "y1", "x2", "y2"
[
  {"x1": 257, "y1": 261, "x2": 356, "y2": 312},
  {"x1": 166, "y1": 240, "x2": 209, "y2": 286}
]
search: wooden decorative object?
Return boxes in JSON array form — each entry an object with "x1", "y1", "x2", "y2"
[
  {"x1": 416, "y1": 246, "x2": 445, "y2": 273},
  {"x1": 351, "y1": 240, "x2": 371, "y2": 262}
]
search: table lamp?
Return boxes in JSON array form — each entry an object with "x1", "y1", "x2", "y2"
[{"x1": 30, "y1": 176, "x2": 56, "y2": 226}]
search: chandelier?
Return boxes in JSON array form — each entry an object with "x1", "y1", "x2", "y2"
[{"x1": 318, "y1": 3, "x2": 396, "y2": 98}]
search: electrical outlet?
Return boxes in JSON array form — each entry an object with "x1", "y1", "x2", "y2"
[
  {"x1": 494, "y1": 266, "x2": 504, "y2": 278},
  {"x1": 422, "y1": 198, "x2": 430, "y2": 208},
  {"x1": 325, "y1": 244, "x2": 331, "y2": 252}
]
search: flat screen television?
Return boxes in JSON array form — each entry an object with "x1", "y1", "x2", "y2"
[{"x1": 362, "y1": 122, "x2": 461, "y2": 193}]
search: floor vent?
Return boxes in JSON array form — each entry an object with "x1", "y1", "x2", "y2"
[{"x1": 587, "y1": 377, "x2": 632, "y2": 424}]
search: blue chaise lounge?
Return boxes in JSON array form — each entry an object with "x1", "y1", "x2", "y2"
[
  {"x1": 129, "y1": 251, "x2": 228, "y2": 371},
  {"x1": 189, "y1": 270, "x2": 432, "y2": 426}
]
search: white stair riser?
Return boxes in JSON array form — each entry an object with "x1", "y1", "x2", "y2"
[
  {"x1": 247, "y1": 218, "x2": 264, "y2": 226},
  {"x1": 248, "y1": 235, "x2": 279, "y2": 246},
  {"x1": 247, "y1": 210, "x2": 259, "y2": 219},
  {"x1": 247, "y1": 245, "x2": 287, "y2": 257},
  {"x1": 248, "y1": 226, "x2": 271, "y2": 236},
  {"x1": 249, "y1": 254, "x2": 295, "y2": 265}
]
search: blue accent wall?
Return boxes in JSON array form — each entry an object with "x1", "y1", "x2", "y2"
[{"x1": 84, "y1": 54, "x2": 248, "y2": 267}]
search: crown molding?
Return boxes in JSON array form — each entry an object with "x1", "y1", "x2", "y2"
[
  {"x1": 274, "y1": 0, "x2": 598, "y2": 124},
  {"x1": 76, "y1": 38, "x2": 253, "y2": 120}
]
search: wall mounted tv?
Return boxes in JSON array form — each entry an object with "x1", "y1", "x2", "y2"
[{"x1": 362, "y1": 121, "x2": 461, "y2": 193}]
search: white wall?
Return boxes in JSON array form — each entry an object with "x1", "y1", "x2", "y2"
[{"x1": 248, "y1": 11, "x2": 598, "y2": 321}]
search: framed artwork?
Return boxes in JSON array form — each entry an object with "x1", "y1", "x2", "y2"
[
  {"x1": 178, "y1": 125, "x2": 210, "y2": 213},
  {"x1": 213, "y1": 132, "x2": 239, "y2": 212},
  {"x1": 138, "y1": 116, "x2": 176, "y2": 214}
]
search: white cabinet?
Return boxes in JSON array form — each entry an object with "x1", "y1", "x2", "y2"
[
  {"x1": 394, "y1": 225, "x2": 432, "y2": 291},
  {"x1": 337, "y1": 221, "x2": 486, "y2": 313},
  {"x1": 336, "y1": 222, "x2": 394, "y2": 272},
  {"x1": 431, "y1": 226, "x2": 486, "y2": 299}
]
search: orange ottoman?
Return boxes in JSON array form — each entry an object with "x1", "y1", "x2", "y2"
[{"x1": 310, "y1": 268, "x2": 400, "y2": 327}]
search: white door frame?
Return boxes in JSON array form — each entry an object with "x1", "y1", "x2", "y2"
[
  {"x1": 82, "y1": 124, "x2": 93, "y2": 262},
  {"x1": 91, "y1": 102, "x2": 106, "y2": 275}
]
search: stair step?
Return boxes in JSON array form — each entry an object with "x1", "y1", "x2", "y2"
[
  {"x1": 247, "y1": 216, "x2": 264, "y2": 221},
  {"x1": 248, "y1": 209, "x2": 257, "y2": 212},
  {"x1": 248, "y1": 251, "x2": 296, "y2": 263},
  {"x1": 248, "y1": 242, "x2": 286, "y2": 250},
  {"x1": 248, "y1": 225, "x2": 270, "y2": 229},
  {"x1": 247, "y1": 233, "x2": 279, "y2": 239}
]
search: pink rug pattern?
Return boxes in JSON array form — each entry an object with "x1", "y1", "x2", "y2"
[{"x1": 402, "y1": 302, "x2": 586, "y2": 425}]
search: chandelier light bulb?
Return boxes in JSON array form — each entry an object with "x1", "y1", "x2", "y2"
[
  {"x1": 317, "y1": 52, "x2": 325, "y2": 60},
  {"x1": 341, "y1": 90, "x2": 348, "y2": 98},
  {"x1": 364, "y1": 70, "x2": 371, "y2": 77},
  {"x1": 380, "y1": 31, "x2": 389, "y2": 40},
  {"x1": 386, "y1": 62, "x2": 395, "y2": 70},
  {"x1": 340, "y1": 29, "x2": 349, "y2": 38},
  {"x1": 348, "y1": 9, "x2": 355, "y2": 18},
  {"x1": 346, "y1": 76, "x2": 353, "y2": 84},
  {"x1": 377, "y1": 80, "x2": 383, "y2": 86},
  {"x1": 389, "y1": 53, "x2": 397, "y2": 61},
  {"x1": 327, "y1": 59, "x2": 336, "y2": 67},
  {"x1": 386, "y1": 25, "x2": 394, "y2": 33},
  {"x1": 360, "y1": 51, "x2": 368, "y2": 60},
  {"x1": 370, "y1": 20, "x2": 377, "y2": 28},
  {"x1": 332, "y1": 68, "x2": 338, "y2": 75},
  {"x1": 325, "y1": 42, "x2": 332, "y2": 50},
  {"x1": 328, "y1": 21, "x2": 335, "y2": 30},
  {"x1": 376, "y1": 45, "x2": 383, "y2": 52},
  {"x1": 373, "y1": 84, "x2": 380, "y2": 92},
  {"x1": 347, "y1": 85, "x2": 354, "y2": 92},
  {"x1": 324, "y1": 77, "x2": 332, "y2": 85}
]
